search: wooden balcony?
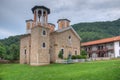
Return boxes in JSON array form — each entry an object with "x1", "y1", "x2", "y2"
[{"x1": 87, "y1": 48, "x2": 114, "y2": 54}]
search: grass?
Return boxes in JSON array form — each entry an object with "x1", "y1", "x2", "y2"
[{"x1": 0, "y1": 60, "x2": 120, "y2": 80}]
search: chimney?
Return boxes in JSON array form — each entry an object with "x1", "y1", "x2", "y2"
[
  {"x1": 26, "y1": 19, "x2": 33, "y2": 34},
  {"x1": 48, "y1": 23, "x2": 55, "y2": 32},
  {"x1": 57, "y1": 19, "x2": 70, "y2": 30}
]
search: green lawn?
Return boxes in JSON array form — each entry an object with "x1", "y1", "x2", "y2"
[{"x1": 0, "y1": 60, "x2": 120, "y2": 80}]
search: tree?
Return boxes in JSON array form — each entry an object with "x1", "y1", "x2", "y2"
[
  {"x1": 0, "y1": 35, "x2": 20, "y2": 60},
  {"x1": 9, "y1": 44, "x2": 19, "y2": 60},
  {"x1": 80, "y1": 49, "x2": 87, "y2": 59},
  {"x1": 81, "y1": 49, "x2": 87, "y2": 56},
  {"x1": 0, "y1": 43, "x2": 6, "y2": 59}
]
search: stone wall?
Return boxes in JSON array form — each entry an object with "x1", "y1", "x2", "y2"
[
  {"x1": 20, "y1": 34, "x2": 31, "y2": 64},
  {"x1": 30, "y1": 26, "x2": 50, "y2": 65},
  {"x1": 50, "y1": 29, "x2": 80, "y2": 62}
]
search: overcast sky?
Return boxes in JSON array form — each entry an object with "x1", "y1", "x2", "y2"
[{"x1": 0, "y1": 0, "x2": 120, "y2": 39}]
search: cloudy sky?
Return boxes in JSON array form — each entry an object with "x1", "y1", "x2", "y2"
[{"x1": 0, "y1": 0, "x2": 120, "y2": 39}]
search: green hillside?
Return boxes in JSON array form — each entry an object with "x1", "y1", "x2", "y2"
[
  {"x1": 72, "y1": 18, "x2": 120, "y2": 42},
  {"x1": 1, "y1": 19, "x2": 120, "y2": 60},
  {"x1": 0, "y1": 35, "x2": 21, "y2": 60}
]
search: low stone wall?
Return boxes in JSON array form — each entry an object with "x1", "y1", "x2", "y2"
[
  {"x1": 56, "y1": 60, "x2": 68, "y2": 64},
  {"x1": 56, "y1": 58, "x2": 111, "y2": 63},
  {"x1": 56, "y1": 59, "x2": 92, "y2": 63},
  {"x1": 0, "y1": 60, "x2": 10, "y2": 63},
  {"x1": 0, "y1": 60, "x2": 19, "y2": 64},
  {"x1": 92, "y1": 57, "x2": 110, "y2": 61}
]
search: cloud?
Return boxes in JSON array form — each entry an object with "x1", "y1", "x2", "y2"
[
  {"x1": 0, "y1": 28, "x2": 16, "y2": 39},
  {"x1": 1, "y1": 0, "x2": 120, "y2": 39}
]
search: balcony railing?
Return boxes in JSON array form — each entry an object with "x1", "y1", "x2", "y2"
[{"x1": 87, "y1": 48, "x2": 114, "y2": 54}]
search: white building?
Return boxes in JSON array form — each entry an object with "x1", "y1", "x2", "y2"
[{"x1": 81, "y1": 36, "x2": 120, "y2": 59}]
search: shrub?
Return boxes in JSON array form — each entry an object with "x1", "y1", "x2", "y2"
[
  {"x1": 80, "y1": 55, "x2": 87, "y2": 59},
  {"x1": 58, "y1": 51, "x2": 63, "y2": 59},
  {"x1": 71, "y1": 55, "x2": 87, "y2": 59},
  {"x1": 71, "y1": 55, "x2": 76, "y2": 59},
  {"x1": 76, "y1": 55, "x2": 81, "y2": 59},
  {"x1": 80, "y1": 49, "x2": 87, "y2": 59},
  {"x1": 81, "y1": 49, "x2": 87, "y2": 56}
]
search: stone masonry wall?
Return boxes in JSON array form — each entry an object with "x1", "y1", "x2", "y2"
[
  {"x1": 20, "y1": 34, "x2": 31, "y2": 64},
  {"x1": 50, "y1": 29, "x2": 80, "y2": 62}
]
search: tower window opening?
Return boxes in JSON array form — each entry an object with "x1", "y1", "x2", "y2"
[
  {"x1": 38, "y1": 10, "x2": 42, "y2": 22},
  {"x1": 38, "y1": 10, "x2": 42, "y2": 15},
  {"x1": 43, "y1": 11, "x2": 46, "y2": 16}
]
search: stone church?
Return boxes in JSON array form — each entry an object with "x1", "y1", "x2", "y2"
[{"x1": 20, "y1": 6, "x2": 81, "y2": 66}]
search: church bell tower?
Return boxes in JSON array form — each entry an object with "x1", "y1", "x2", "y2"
[
  {"x1": 32, "y1": 6, "x2": 50, "y2": 27},
  {"x1": 30, "y1": 6, "x2": 51, "y2": 66}
]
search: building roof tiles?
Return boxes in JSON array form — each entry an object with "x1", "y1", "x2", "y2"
[{"x1": 81, "y1": 36, "x2": 120, "y2": 46}]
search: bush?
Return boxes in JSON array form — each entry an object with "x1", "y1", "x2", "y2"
[
  {"x1": 72, "y1": 55, "x2": 87, "y2": 59},
  {"x1": 58, "y1": 51, "x2": 63, "y2": 59},
  {"x1": 81, "y1": 49, "x2": 87, "y2": 56},
  {"x1": 71, "y1": 55, "x2": 76, "y2": 59},
  {"x1": 80, "y1": 55, "x2": 87, "y2": 59},
  {"x1": 76, "y1": 55, "x2": 81, "y2": 59},
  {"x1": 80, "y1": 49, "x2": 87, "y2": 59}
]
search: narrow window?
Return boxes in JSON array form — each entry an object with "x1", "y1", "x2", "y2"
[
  {"x1": 75, "y1": 51, "x2": 77, "y2": 55},
  {"x1": 68, "y1": 36, "x2": 72, "y2": 45},
  {"x1": 38, "y1": 10, "x2": 42, "y2": 22},
  {"x1": 24, "y1": 49, "x2": 26, "y2": 55},
  {"x1": 43, "y1": 11, "x2": 46, "y2": 16},
  {"x1": 43, "y1": 30, "x2": 46, "y2": 35},
  {"x1": 43, "y1": 43, "x2": 46, "y2": 48},
  {"x1": 61, "y1": 49, "x2": 64, "y2": 54},
  {"x1": 24, "y1": 49, "x2": 27, "y2": 64}
]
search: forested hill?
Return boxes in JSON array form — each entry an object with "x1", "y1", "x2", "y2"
[
  {"x1": 1, "y1": 19, "x2": 120, "y2": 60},
  {"x1": 0, "y1": 35, "x2": 21, "y2": 60},
  {"x1": 72, "y1": 18, "x2": 120, "y2": 42}
]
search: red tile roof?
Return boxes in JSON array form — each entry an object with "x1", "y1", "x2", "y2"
[{"x1": 81, "y1": 36, "x2": 120, "y2": 46}]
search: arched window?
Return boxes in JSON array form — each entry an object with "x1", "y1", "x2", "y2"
[
  {"x1": 68, "y1": 35, "x2": 72, "y2": 45},
  {"x1": 38, "y1": 10, "x2": 42, "y2": 16},
  {"x1": 61, "y1": 49, "x2": 64, "y2": 54},
  {"x1": 42, "y1": 43, "x2": 46, "y2": 48},
  {"x1": 43, "y1": 11, "x2": 46, "y2": 16},
  {"x1": 43, "y1": 30, "x2": 46, "y2": 35},
  {"x1": 75, "y1": 50, "x2": 77, "y2": 55},
  {"x1": 38, "y1": 10, "x2": 42, "y2": 22},
  {"x1": 69, "y1": 36, "x2": 71, "y2": 39},
  {"x1": 24, "y1": 49, "x2": 27, "y2": 64},
  {"x1": 24, "y1": 49, "x2": 26, "y2": 55}
]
